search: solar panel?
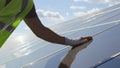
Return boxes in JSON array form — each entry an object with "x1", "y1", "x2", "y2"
[
  {"x1": 21, "y1": 3, "x2": 120, "y2": 68},
  {"x1": 97, "y1": 56, "x2": 120, "y2": 68},
  {"x1": 21, "y1": 21, "x2": 120, "y2": 68},
  {"x1": 0, "y1": 3, "x2": 120, "y2": 68},
  {"x1": 93, "y1": 52, "x2": 120, "y2": 68}
]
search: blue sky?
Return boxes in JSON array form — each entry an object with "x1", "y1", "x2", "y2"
[
  {"x1": 33, "y1": 0, "x2": 120, "y2": 26},
  {"x1": 15, "y1": 0, "x2": 120, "y2": 33}
]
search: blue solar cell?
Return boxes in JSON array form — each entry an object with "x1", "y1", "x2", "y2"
[
  {"x1": 21, "y1": 4, "x2": 120, "y2": 68},
  {"x1": 22, "y1": 24, "x2": 120, "y2": 68},
  {"x1": 96, "y1": 55, "x2": 120, "y2": 68},
  {"x1": 0, "y1": 3, "x2": 120, "y2": 68}
]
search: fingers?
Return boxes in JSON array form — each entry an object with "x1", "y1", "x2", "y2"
[{"x1": 81, "y1": 36, "x2": 93, "y2": 41}]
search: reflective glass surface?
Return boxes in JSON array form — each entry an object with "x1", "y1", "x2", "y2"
[
  {"x1": 96, "y1": 55, "x2": 120, "y2": 68},
  {"x1": 0, "y1": 3, "x2": 120, "y2": 68}
]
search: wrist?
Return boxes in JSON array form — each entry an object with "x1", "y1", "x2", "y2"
[{"x1": 64, "y1": 37, "x2": 86, "y2": 46}]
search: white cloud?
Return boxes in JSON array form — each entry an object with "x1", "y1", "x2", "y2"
[
  {"x1": 73, "y1": 0, "x2": 120, "y2": 5},
  {"x1": 70, "y1": 5, "x2": 86, "y2": 9},
  {"x1": 74, "y1": 0, "x2": 107, "y2": 3},
  {"x1": 73, "y1": 8, "x2": 101, "y2": 17},
  {"x1": 74, "y1": 12, "x2": 86, "y2": 17},
  {"x1": 87, "y1": 8, "x2": 101, "y2": 14},
  {"x1": 36, "y1": 9, "x2": 64, "y2": 21}
]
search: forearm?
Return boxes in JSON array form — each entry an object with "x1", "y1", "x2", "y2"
[
  {"x1": 24, "y1": 18, "x2": 65, "y2": 45},
  {"x1": 38, "y1": 26, "x2": 65, "y2": 44},
  {"x1": 24, "y1": 5, "x2": 92, "y2": 47}
]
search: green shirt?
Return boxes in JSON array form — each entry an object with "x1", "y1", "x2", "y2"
[{"x1": 0, "y1": 0, "x2": 33, "y2": 48}]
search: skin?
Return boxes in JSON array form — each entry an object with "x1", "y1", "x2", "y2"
[
  {"x1": 5, "y1": 0, "x2": 65, "y2": 45},
  {"x1": 24, "y1": 5, "x2": 65, "y2": 45},
  {"x1": 5, "y1": 0, "x2": 92, "y2": 46}
]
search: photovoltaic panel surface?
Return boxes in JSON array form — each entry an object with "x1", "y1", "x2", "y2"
[{"x1": 0, "y1": 3, "x2": 120, "y2": 68}]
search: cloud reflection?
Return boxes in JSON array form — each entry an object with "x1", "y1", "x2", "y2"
[
  {"x1": 0, "y1": 64, "x2": 6, "y2": 68},
  {"x1": 13, "y1": 48, "x2": 31, "y2": 58},
  {"x1": 15, "y1": 35, "x2": 26, "y2": 44}
]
